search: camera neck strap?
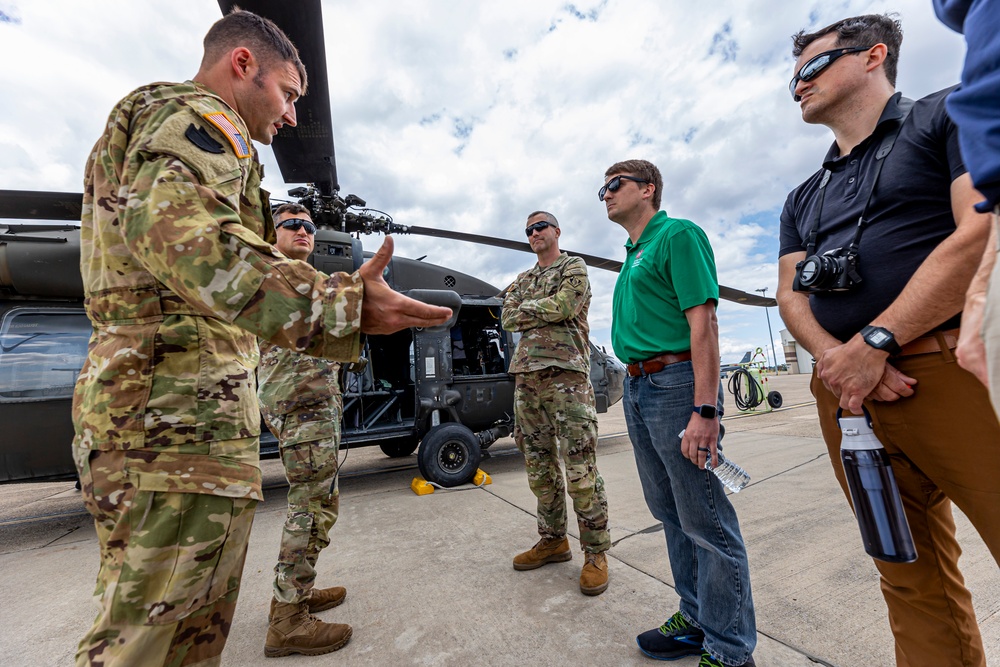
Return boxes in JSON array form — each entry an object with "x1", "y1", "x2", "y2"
[{"x1": 804, "y1": 97, "x2": 915, "y2": 257}]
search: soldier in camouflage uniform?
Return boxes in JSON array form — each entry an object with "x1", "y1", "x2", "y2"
[
  {"x1": 73, "y1": 10, "x2": 451, "y2": 666},
  {"x1": 257, "y1": 204, "x2": 350, "y2": 654},
  {"x1": 501, "y1": 211, "x2": 611, "y2": 596}
]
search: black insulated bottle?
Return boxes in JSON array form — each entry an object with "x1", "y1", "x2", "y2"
[{"x1": 838, "y1": 411, "x2": 917, "y2": 563}]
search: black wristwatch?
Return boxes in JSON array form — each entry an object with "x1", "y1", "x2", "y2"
[
  {"x1": 860, "y1": 325, "x2": 902, "y2": 356},
  {"x1": 692, "y1": 404, "x2": 718, "y2": 419}
]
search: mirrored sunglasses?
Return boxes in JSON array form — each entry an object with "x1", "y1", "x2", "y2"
[{"x1": 789, "y1": 45, "x2": 873, "y2": 101}]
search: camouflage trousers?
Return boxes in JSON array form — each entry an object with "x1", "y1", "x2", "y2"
[
  {"x1": 75, "y1": 450, "x2": 257, "y2": 667},
  {"x1": 264, "y1": 400, "x2": 342, "y2": 604},
  {"x1": 513, "y1": 368, "x2": 610, "y2": 553}
]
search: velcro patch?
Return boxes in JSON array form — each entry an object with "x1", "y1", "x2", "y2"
[
  {"x1": 185, "y1": 124, "x2": 225, "y2": 154},
  {"x1": 202, "y1": 111, "x2": 251, "y2": 158}
]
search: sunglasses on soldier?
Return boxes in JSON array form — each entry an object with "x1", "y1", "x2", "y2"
[
  {"x1": 276, "y1": 218, "x2": 317, "y2": 235},
  {"x1": 525, "y1": 221, "x2": 556, "y2": 237}
]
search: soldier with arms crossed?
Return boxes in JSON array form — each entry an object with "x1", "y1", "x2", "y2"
[
  {"x1": 501, "y1": 211, "x2": 611, "y2": 596},
  {"x1": 73, "y1": 10, "x2": 450, "y2": 666}
]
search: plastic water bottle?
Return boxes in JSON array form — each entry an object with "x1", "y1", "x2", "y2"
[
  {"x1": 838, "y1": 412, "x2": 917, "y2": 563},
  {"x1": 705, "y1": 454, "x2": 751, "y2": 493},
  {"x1": 679, "y1": 430, "x2": 751, "y2": 493}
]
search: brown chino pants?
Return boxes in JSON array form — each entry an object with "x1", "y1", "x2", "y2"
[{"x1": 812, "y1": 344, "x2": 1000, "y2": 667}]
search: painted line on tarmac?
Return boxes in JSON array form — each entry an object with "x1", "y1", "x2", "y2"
[
  {"x1": 722, "y1": 400, "x2": 817, "y2": 420},
  {"x1": 596, "y1": 400, "x2": 817, "y2": 438},
  {"x1": 0, "y1": 509, "x2": 88, "y2": 526}
]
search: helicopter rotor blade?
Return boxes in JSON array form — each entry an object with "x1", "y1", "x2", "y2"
[
  {"x1": 719, "y1": 285, "x2": 776, "y2": 307},
  {"x1": 399, "y1": 225, "x2": 535, "y2": 254},
  {"x1": 0, "y1": 190, "x2": 83, "y2": 221},
  {"x1": 218, "y1": 0, "x2": 337, "y2": 195},
  {"x1": 393, "y1": 224, "x2": 776, "y2": 307}
]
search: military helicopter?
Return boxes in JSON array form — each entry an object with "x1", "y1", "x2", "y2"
[{"x1": 0, "y1": 0, "x2": 774, "y2": 488}]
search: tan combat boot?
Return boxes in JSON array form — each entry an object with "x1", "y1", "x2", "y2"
[
  {"x1": 580, "y1": 551, "x2": 609, "y2": 595},
  {"x1": 513, "y1": 536, "x2": 572, "y2": 570},
  {"x1": 267, "y1": 586, "x2": 346, "y2": 621},
  {"x1": 308, "y1": 586, "x2": 347, "y2": 613},
  {"x1": 265, "y1": 601, "x2": 352, "y2": 658}
]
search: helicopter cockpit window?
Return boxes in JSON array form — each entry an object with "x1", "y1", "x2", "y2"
[
  {"x1": 452, "y1": 305, "x2": 508, "y2": 376},
  {"x1": 0, "y1": 309, "x2": 90, "y2": 403}
]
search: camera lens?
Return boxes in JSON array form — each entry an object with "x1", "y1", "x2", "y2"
[
  {"x1": 798, "y1": 256, "x2": 822, "y2": 287},
  {"x1": 800, "y1": 254, "x2": 845, "y2": 289}
]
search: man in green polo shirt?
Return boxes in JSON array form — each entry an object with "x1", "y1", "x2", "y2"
[{"x1": 603, "y1": 159, "x2": 756, "y2": 667}]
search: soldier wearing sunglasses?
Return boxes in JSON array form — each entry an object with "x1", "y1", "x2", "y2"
[
  {"x1": 257, "y1": 203, "x2": 352, "y2": 656},
  {"x1": 501, "y1": 211, "x2": 611, "y2": 596},
  {"x1": 777, "y1": 14, "x2": 1000, "y2": 666}
]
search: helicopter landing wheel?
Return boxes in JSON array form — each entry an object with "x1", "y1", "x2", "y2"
[
  {"x1": 379, "y1": 437, "x2": 418, "y2": 458},
  {"x1": 417, "y1": 423, "x2": 482, "y2": 488},
  {"x1": 767, "y1": 391, "x2": 783, "y2": 409}
]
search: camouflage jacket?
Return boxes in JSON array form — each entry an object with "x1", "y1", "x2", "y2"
[
  {"x1": 501, "y1": 253, "x2": 591, "y2": 375},
  {"x1": 72, "y1": 81, "x2": 363, "y2": 500},
  {"x1": 258, "y1": 340, "x2": 340, "y2": 419}
]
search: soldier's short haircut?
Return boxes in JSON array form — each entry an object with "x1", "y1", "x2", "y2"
[
  {"x1": 604, "y1": 159, "x2": 663, "y2": 210},
  {"x1": 527, "y1": 210, "x2": 558, "y2": 227},
  {"x1": 202, "y1": 7, "x2": 308, "y2": 94},
  {"x1": 274, "y1": 202, "x2": 311, "y2": 219},
  {"x1": 791, "y1": 14, "x2": 902, "y2": 88}
]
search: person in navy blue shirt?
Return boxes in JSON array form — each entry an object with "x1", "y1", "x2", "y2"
[{"x1": 933, "y1": 0, "x2": 1000, "y2": 417}]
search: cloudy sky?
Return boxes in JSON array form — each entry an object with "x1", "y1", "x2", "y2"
[{"x1": 0, "y1": 0, "x2": 968, "y2": 362}]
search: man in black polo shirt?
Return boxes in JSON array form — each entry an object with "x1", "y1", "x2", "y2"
[{"x1": 777, "y1": 14, "x2": 1000, "y2": 667}]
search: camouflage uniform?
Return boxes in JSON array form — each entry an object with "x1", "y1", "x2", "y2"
[
  {"x1": 501, "y1": 253, "x2": 610, "y2": 553},
  {"x1": 258, "y1": 342, "x2": 342, "y2": 605},
  {"x1": 73, "y1": 81, "x2": 363, "y2": 666}
]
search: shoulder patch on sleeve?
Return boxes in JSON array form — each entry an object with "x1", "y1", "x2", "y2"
[
  {"x1": 144, "y1": 109, "x2": 242, "y2": 188},
  {"x1": 185, "y1": 123, "x2": 225, "y2": 154},
  {"x1": 202, "y1": 111, "x2": 251, "y2": 158}
]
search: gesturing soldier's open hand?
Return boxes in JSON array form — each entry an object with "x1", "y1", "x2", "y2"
[{"x1": 358, "y1": 236, "x2": 452, "y2": 334}]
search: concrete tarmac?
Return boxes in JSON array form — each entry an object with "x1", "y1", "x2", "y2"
[{"x1": 1, "y1": 373, "x2": 997, "y2": 666}]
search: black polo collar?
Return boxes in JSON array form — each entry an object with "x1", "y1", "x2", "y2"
[{"x1": 822, "y1": 92, "x2": 906, "y2": 168}]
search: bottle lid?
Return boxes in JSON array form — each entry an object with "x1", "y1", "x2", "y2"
[{"x1": 838, "y1": 415, "x2": 884, "y2": 450}]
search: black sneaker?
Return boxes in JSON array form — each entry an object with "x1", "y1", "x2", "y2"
[
  {"x1": 699, "y1": 650, "x2": 756, "y2": 667},
  {"x1": 636, "y1": 612, "x2": 704, "y2": 660}
]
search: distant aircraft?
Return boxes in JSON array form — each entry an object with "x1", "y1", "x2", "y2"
[{"x1": 720, "y1": 351, "x2": 752, "y2": 378}]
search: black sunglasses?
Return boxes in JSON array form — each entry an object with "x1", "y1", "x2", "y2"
[
  {"x1": 789, "y1": 45, "x2": 874, "y2": 101},
  {"x1": 599, "y1": 175, "x2": 649, "y2": 202},
  {"x1": 277, "y1": 218, "x2": 317, "y2": 235},
  {"x1": 525, "y1": 221, "x2": 556, "y2": 237}
]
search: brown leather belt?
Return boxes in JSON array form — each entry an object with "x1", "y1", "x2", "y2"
[
  {"x1": 897, "y1": 328, "x2": 959, "y2": 357},
  {"x1": 626, "y1": 351, "x2": 693, "y2": 376}
]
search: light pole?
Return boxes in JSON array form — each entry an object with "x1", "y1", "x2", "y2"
[{"x1": 756, "y1": 287, "x2": 778, "y2": 372}]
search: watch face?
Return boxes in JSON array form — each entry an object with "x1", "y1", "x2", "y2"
[{"x1": 869, "y1": 330, "x2": 890, "y2": 345}]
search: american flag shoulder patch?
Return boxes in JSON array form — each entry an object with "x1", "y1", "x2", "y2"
[{"x1": 202, "y1": 111, "x2": 251, "y2": 158}]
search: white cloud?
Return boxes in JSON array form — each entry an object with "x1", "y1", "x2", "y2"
[{"x1": 0, "y1": 0, "x2": 968, "y2": 361}]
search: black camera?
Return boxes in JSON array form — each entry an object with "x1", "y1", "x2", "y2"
[{"x1": 793, "y1": 247, "x2": 862, "y2": 293}]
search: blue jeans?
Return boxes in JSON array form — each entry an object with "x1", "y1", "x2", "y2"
[{"x1": 624, "y1": 361, "x2": 756, "y2": 665}]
